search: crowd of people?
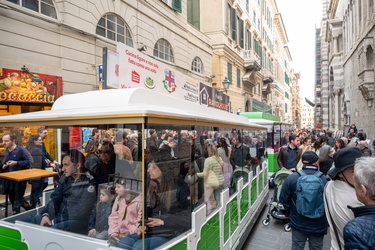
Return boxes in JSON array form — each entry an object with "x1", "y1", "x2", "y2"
[
  {"x1": 0, "y1": 126, "x2": 266, "y2": 249},
  {"x1": 277, "y1": 124, "x2": 375, "y2": 250}
]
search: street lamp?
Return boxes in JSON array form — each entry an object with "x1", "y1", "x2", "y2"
[
  {"x1": 220, "y1": 77, "x2": 231, "y2": 92},
  {"x1": 21, "y1": 65, "x2": 42, "y2": 83}
]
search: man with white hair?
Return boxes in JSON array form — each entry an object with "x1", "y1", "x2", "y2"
[{"x1": 344, "y1": 157, "x2": 375, "y2": 249}]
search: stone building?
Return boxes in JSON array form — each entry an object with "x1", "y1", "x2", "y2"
[
  {"x1": 301, "y1": 99, "x2": 315, "y2": 129},
  {"x1": 201, "y1": 0, "x2": 295, "y2": 121},
  {"x1": 291, "y1": 69, "x2": 301, "y2": 129},
  {"x1": 0, "y1": 0, "x2": 211, "y2": 115},
  {"x1": 322, "y1": 0, "x2": 375, "y2": 138}
]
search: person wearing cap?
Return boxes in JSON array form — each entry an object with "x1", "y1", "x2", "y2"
[
  {"x1": 343, "y1": 157, "x2": 375, "y2": 249},
  {"x1": 324, "y1": 147, "x2": 363, "y2": 250},
  {"x1": 279, "y1": 151, "x2": 328, "y2": 249},
  {"x1": 277, "y1": 134, "x2": 302, "y2": 171}
]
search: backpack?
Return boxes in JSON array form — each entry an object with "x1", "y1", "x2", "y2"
[{"x1": 295, "y1": 170, "x2": 325, "y2": 219}]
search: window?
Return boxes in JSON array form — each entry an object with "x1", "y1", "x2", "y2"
[
  {"x1": 6, "y1": 0, "x2": 57, "y2": 18},
  {"x1": 285, "y1": 103, "x2": 288, "y2": 113},
  {"x1": 154, "y1": 39, "x2": 174, "y2": 62},
  {"x1": 187, "y1": 0, "x2": 200, "y2": 29},
  {"x1": 245, "y1": 29, "x2": 252, "y2": 50},
  {"x1": 191, "y1": 57, "x2": 203, "y2": 74},
  {"x1": 237, "y1": 68, "x2": 241, "y2": 87},
  {"x1": 161, "y1": 0, "x2": 182, "y2": 12},
  {"x1": 96, "y1": 14, "x2": 133, "y2": 46},
  {"x1": 246, "y1": 0, "x2": 249, "y2": 12}
]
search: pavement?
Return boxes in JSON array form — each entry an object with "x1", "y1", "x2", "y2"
[{"x1": 243, "y1": 188, "x2": 332, "y2": 250}]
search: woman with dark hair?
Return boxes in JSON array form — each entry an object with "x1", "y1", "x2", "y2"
[
  {"x1": 334, "y1": 138, "x2": 346, "y2": 152},
  {"x1": 117, "y1": 157, "x2": 190, "y2": 250},
  {"x1": 312, "y1": 136, "x2": 327, "y2": 155},
  {"x1": 218, "y1": 138, "x2": 231, "y2": 167},
  {"x1": 26, "y1": 134, "x2": 48, "y2": 208},
  {"x1": 318, "y1": 145, "x2": 334, "y2": 175},
  {"x1": 84, "y1": 140, "x2": 100, "y2": 174}
]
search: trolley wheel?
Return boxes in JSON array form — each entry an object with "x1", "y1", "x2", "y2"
[
  {"x1": 262, "y1": 219, "x2": 270, "y2": 226},
  {"x1": 284, "y1": 223, "x2": 291, "y2": 232}
]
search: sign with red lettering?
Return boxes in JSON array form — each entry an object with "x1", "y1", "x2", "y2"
[
  {"x1": 117, "y1": 43, "x2": 199, "y2": 102},
  {"x1": 0, "y1": 68, "x2": 63, "y2": 104}
]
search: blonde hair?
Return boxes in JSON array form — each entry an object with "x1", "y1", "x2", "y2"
[{"x1": 207, "y1": 144, "x2": 220, "y2": 161}]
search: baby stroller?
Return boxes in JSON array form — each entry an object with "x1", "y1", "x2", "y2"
[{"x1": 262, "y1": 169, "x2": 293, "y2": 232}]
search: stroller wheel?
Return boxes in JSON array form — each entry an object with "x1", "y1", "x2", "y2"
[
  {"x1": 284, "y1": 223, "x2": 291, "y2": 232},
  {"x1": 262, "y1": 219, "x2": 270, "y2": 226}
]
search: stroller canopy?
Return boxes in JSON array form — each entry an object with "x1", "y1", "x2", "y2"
[{"x1": 273, "y1": 169, "x2": 293, "y2": 186}]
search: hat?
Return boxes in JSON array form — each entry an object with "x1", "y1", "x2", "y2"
[
  {"x1": 302, "y1": 151, "x2": 319, "y2": 164},
  {"x1": 328, "y1": 147, "x2": 362, "y2": 179}
]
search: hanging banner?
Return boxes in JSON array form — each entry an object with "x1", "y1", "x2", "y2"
[
  {"x1": 199, "y1": 82, "x2": 230, "y2": 112},
  {"x1": 0, "y1": 68, "x2": 63, "y2": 104},
  {"x1": 116, "y1": 43, "x2": 199, "y2": 103}
]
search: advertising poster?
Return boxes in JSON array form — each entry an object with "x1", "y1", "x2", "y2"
[
  {"x1": 105, "y1": 49, "x2": 119, "y2": 89},
  {"x1": 69, "y1": 127, "x2": 82, "y2": 149},
  {"x1": 117, "y1": 43, "x2": 199, "y2": 103},
  {"x1": 199, "y1": 82, "x2": 230, "y2": 112},
  {"x1": 0, "y1": 67, "x2": 63, "y2": 104}
]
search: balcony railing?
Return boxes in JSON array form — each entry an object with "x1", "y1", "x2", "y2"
[{"x1": 243, "y1": 50, "x2": 261, "y2": 71}]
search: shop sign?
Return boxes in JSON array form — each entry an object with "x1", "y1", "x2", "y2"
[
  {"x1": 0, "y1": 68, "x2": 63, "y2": 104},
  {"x1": 199, "y1": 82, "x2": 229, "y2": 112},
  {"x1": 115, "y1": 43, "x2": 199, "y2": 103}
]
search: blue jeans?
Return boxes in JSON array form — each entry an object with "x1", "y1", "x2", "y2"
[
  {"x1": 20, "y1": 214, "x2": 88, "y2": 234},
  {"x1": 117, "y1": 233, "x2": 169, "y2": 250},
  {"x1": 30, "y1": 179, "x2": 47, "y2": 208},
  {"x1": 291, "y1": 228, "x2": 324, "y2": 250}
]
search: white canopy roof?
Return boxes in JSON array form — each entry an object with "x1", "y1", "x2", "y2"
[{"x1": 0, "y1": 88, "x2": 266, "y2": 129}]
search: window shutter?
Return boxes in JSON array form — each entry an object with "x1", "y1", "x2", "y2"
[
  {"x1": 172, "y1": 0, "x2": 182, "y2": 13},
  {"x1": 240, "y1": 19, "x2": 244, "y2": 48},
  {"x1": 228, "y1": 62, "x2": 232, "y2": 83},
  {"x1": 231, "y1": 7, "x2": 236, "y2": 40},
  {"x1": 237, "y1": 68, "x2": 241, "y2": 87}
]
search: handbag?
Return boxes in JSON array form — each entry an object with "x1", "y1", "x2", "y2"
[{"x1": 206, "y1": 169, "x2": 220, "y2": 189}]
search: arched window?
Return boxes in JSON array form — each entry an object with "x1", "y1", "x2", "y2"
[
  {"x1": 6, "y1": 0, "x2": 57, "y2": 19},
  {"x1": 96, "y1": 14, "x2": 133, "y2": 47},
  {"x1": 153, "y1": 39, "x2": 174, "y2": 62},
  {"x1": 191, "y1": 57, "x2": 203, "y2": 74}
]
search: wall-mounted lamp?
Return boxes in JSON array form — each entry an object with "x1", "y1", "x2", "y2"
[
  {"x1": 217, "y1": 77, "x2": 231, "y2": 93},
  {"x1": 21, "y1": 65, "x2": 42, "y2": 83},
  {"x1": 138, "y1": 45, "x2": 147, "y2": 52},
  {"x1": 209, "y1": 75, "x2": 216, "y2": 78}
]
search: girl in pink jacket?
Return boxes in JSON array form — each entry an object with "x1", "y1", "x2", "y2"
[{"x1": 108, "y1": 178, "x2": 142, "y2": 245}]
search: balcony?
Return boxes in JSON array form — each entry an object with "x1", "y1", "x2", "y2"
[
  {"x1": 358, "y1": 69, "x2": 374, "y2": 106},
  {"x1": 243, "y1": 50, "x2": 261, "y2": 71},
  {"x1": 262, "y1": 68, "x2": 274, "y2": 84}
]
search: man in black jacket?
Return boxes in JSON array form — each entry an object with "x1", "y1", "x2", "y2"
[
  {"x1": 21, "y1": 150, "x2": 96, "y2": 234},
  {"x1": 344, "y1": 157, "x2": 375, "y2": 249},
  {"x1": 280, "y1": 151, "x2": 328, "y2": 249},
  {"x1": 277, "y1": 134, "x2": 302, "y2": 171}
]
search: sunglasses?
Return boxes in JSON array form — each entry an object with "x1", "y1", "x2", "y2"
[{"x1": 98, "y1": 149, "x2": 112, "y2": 154}]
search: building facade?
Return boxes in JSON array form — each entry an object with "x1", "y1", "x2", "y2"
[
  {"x1": 200, "y1": 0, "x2": 295, "y2": 121},
  {"x1": 0, "y1": 0, "x2": 212, "y2": 115},
  {"x1": 322, "y1": 0, "x2": 375, "y2": 138},
  {"x1": 291, "y1": 69, "x2": 301, "y2": 129},
  {"x1": 301, "y1": 99, "x2": 315, "y2": 129}
]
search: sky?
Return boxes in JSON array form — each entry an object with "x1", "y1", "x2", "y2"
[{"x1": 276, "y1": 0, "x2": 322, "y2": 101}]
